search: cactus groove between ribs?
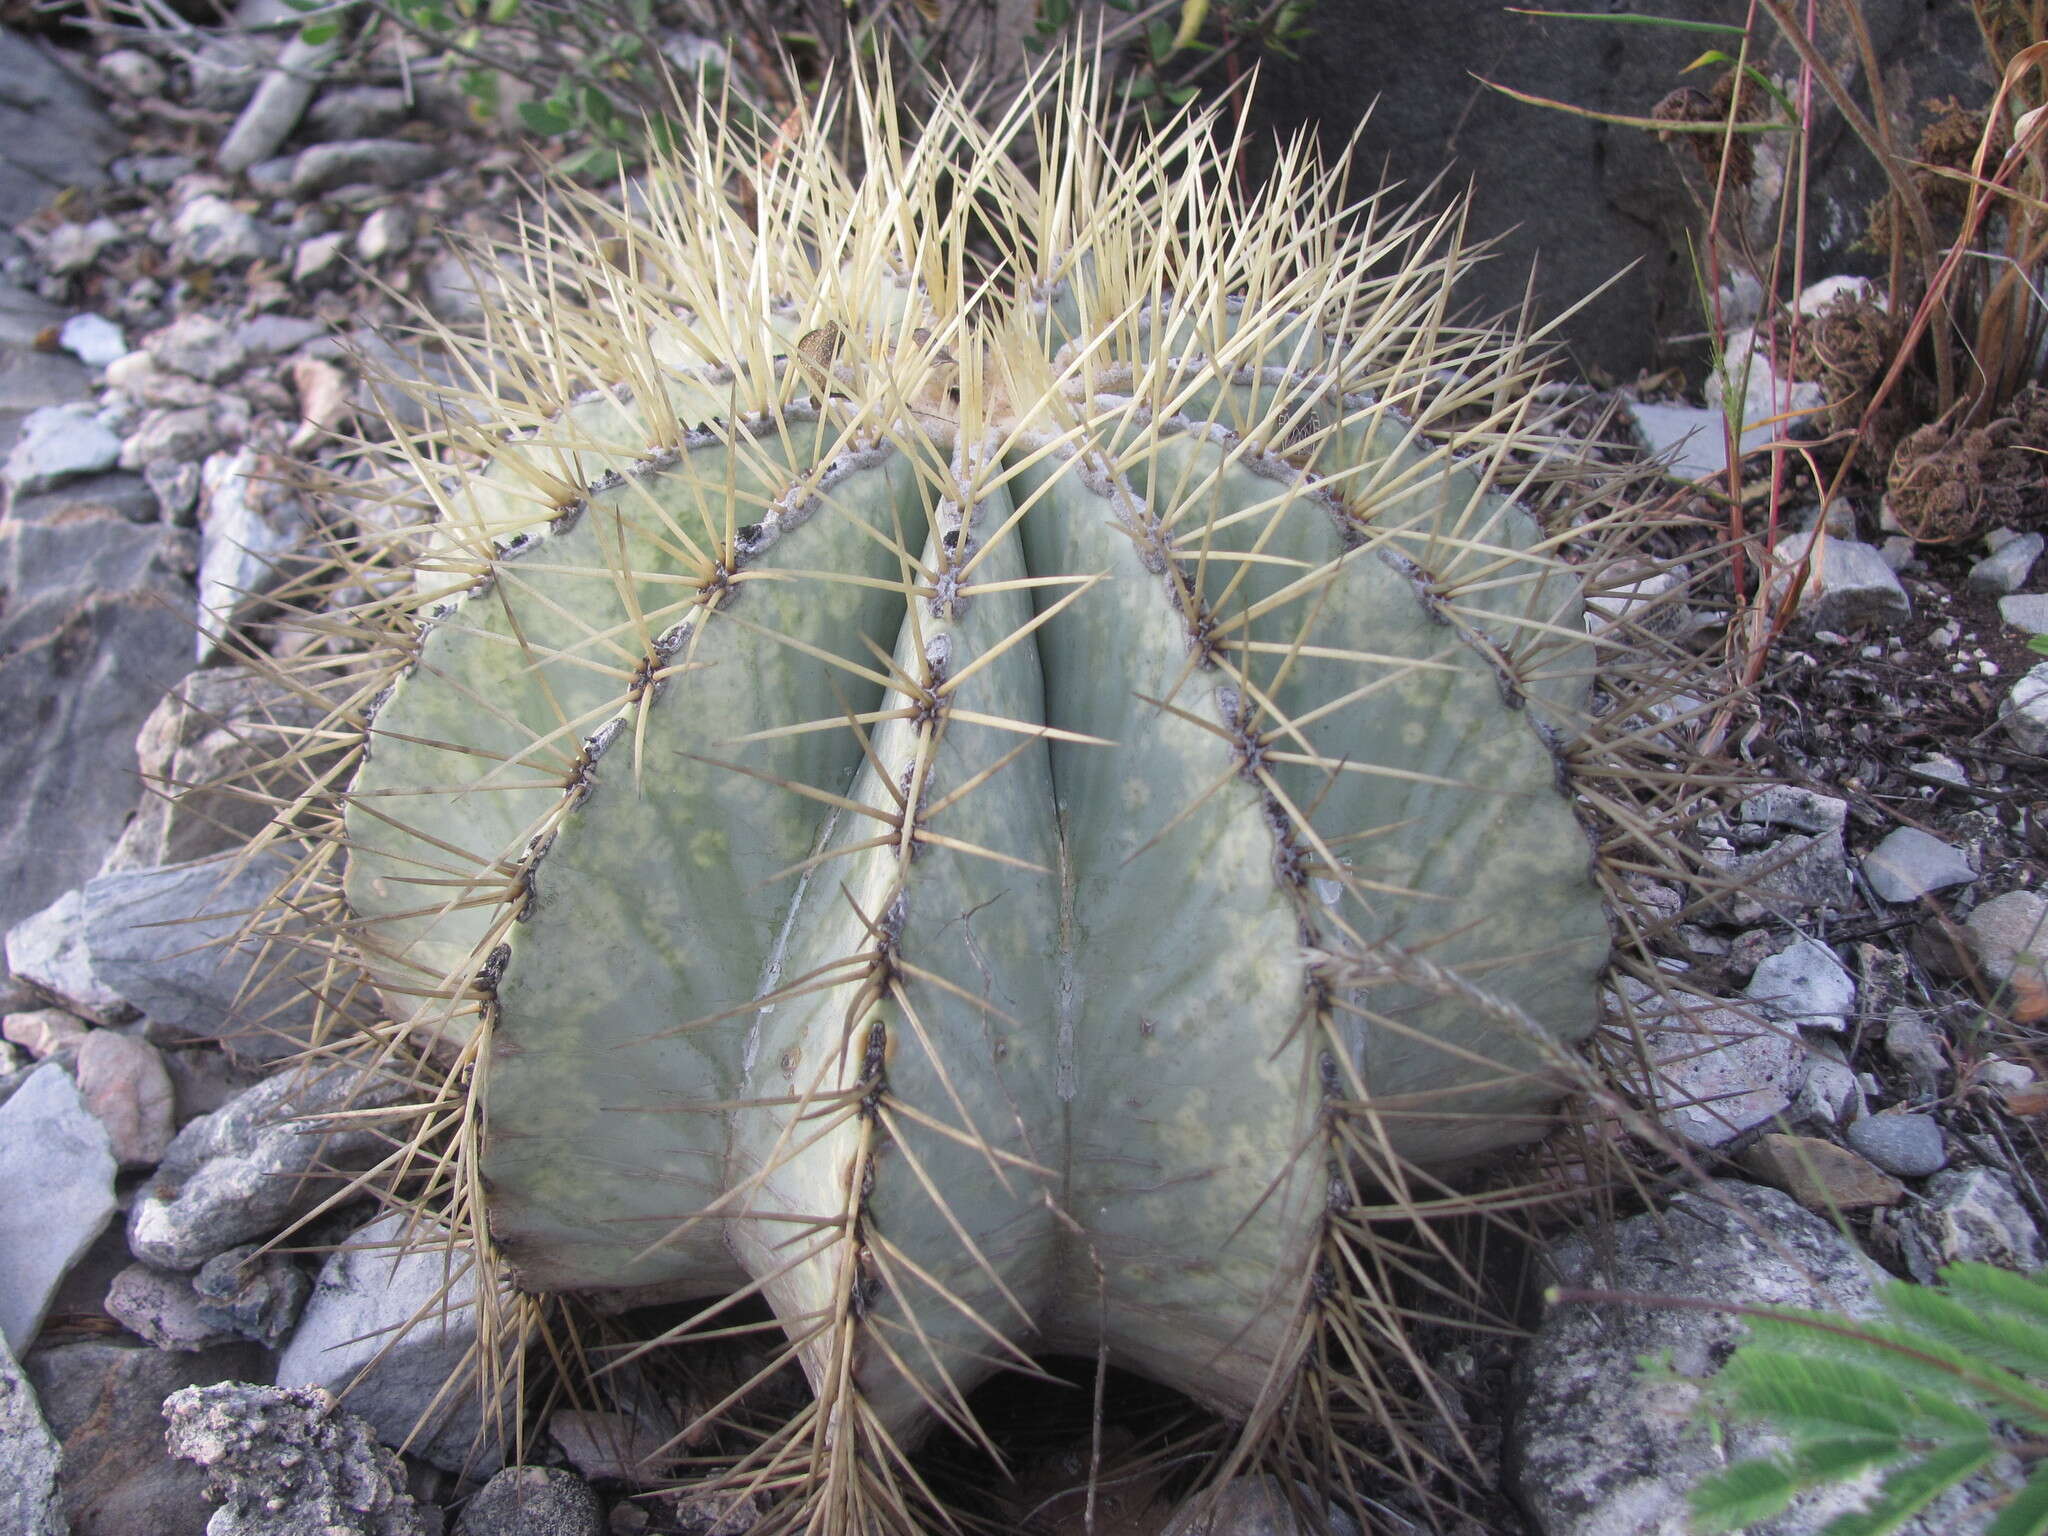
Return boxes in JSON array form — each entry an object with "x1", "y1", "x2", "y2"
[{"x1": 331, "y1": 61, "x2": 1615, "y2": 1472}]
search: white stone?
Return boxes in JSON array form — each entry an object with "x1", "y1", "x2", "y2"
[
  {"x1": 1737, "y1": 784, "x2": 1849, "y2": 835},
  {"x1": 166, "y1": 193, "x2": 270, "y2": 269},
  {"x1": 356, "y1": 204, "x2": 412, "y2": 263},
  {"x1": 2001, "y1": 662, "x2": 2048, "y2": 754},
  {"x1": 0, "y1": 1063, "x2": 117, "y2": 1352},
  {"x1": 2, "y1": 402, "x2": 121, "y2": 496},
  {"x1": 1, "y1": 1008, "x2": 87, "y2": 1060},
  {"x1": 1965, "y1": 890, "x2": 2047, "y2": 989},
  {"x1": 59, "y1": 312, "x2": 126, "y2": 368},
  {"x1": 196, "y1": 447, "x2": 307, "y2": 661},
  {"x1": 1745, "y1": 937, "x2": 1855, "y2": 1032},
  {"x1": 1706, "y1": 326, "x2": 1827, "y2": 451},
  {"x1": 1861, "y1": 826, "x2": 1976, "y2": 903},
  {"x1": 1999, "y1": 593, "x2": 2048, "y2": 636},
  {"x1": 97, "y1": 48, "x2": 166, "y2": 99},
  {"x1": 5, "y1": 887, "x2": 132, "y2": 1024},
  {"x1": 1607, "y1": 978, "x2": 1802, "y2": 1147},
  {"x1": 1969, "y1": 531, "x2": 2043, "y2": 595},
  {"x1": 1766, "y1": 530, "x2": 1912, "y2": 631},
  {"x1": 277, "y1": 1211, "x2": 510, "y2": 1473},
  {"x1": 1626, "y1": 400, "x2": 1729, "y2": 483}
]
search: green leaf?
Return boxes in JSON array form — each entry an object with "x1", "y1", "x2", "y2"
[
  {"x1": 1987, "y1": 1468, "x2": 2048, "y2": 1536},
  {"x1": 1170, "y1": 0, "x2": 1209, "y2": 52},
  {"x1": 1689, "y1": 1456, "x2": 1805, "y2": 1531},
  {"x1": 1147, "y1": 19, "x2": 1175, "y2": 61},
  {"x1": 299, "y1": 19, "x2": 341, "y2": 43},
  {"x1": 1820, "y1": 1437, "x2": 1997, "y2": 1536},
  {"x1": 2031, "y1": 633, "x2": 2048, "y2": 656},
  {"x1": 1164, "y1": 85, "x2": 1200, "y2": 105},
  {"x1": 518, "y1": 99, "x2": 574, "y2": 135},
  {"x1": 1504, "y1": 7, "x2": 1749, "y2": 32},
  {"x1": 486, "y1": 0, "x2": 519, "y2": 19}
]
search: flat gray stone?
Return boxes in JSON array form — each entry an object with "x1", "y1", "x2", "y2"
[
  {"x1": 4, "y1": 402, "x2": 121, "y2": 496},
  {"x1": 1965, "y1": 890, "x2": 2047, "y2": 991},
  {"x1": 118, "y1": 404, "x2": 224, "y2": 472},
  {"x1": 2004, "y1": 662, "x2": 2048, "y2": 754},
  {"x1": 127, "y1": 1066, "x2": 411, "y2": 1271},
  {"x1": 1745, "y1": 937, "x2": 1855, "y2": 1033},
  {"x1": 0, "y1": 31, "x2": 124, "y2": 225},
  {"x1": 218, "y1": 32, "x2": 344, "y2": 174},
  {"x1": 2000, "y1": 593, "x2": 2048, "y2": 636},
  {"x1": 164, "y1": 194, "x2": 273, "y2": 270},
  {"x1": 1626, "y1": 400, "x2": 1728, "y2": 483},
  {"x1": 6, "y1": 887, "x2": 133, "y2": 1023},
  {"x1": 81, "y1": 854, "x2": 319, "y2": 1066},
  {"x1": 291, "y1": 139, "x2": 442, "y2": 196},
  {"x1": 105, "y1": 1263, "x2": 242, "y2": 1352},
  {"x1": 192, "y1": 1244, "x2": 310, "y2": 1348},
  {"x1": 0, "y1": 1330, "x2": 64, "y2": 1536},
  {"x1": 195, "y1": 445, "x2": 309, "y2": 661},
  {"x1": 1902, "y1": 1168, "x2": 2046, "y2": 1283},
  {"x1": 0, "y1": 1063, "x2": 117, "y2": 1352},
  {"x1": 451, "y1": 1467, "x2": 602, "y2": 1536},
  {"x1": 1970, "y1": 531, "x2": 2044, "y2": 595},
  {"x1": 145, "y1": 313, "x2": 250, "y2": 384},
  {"x1": 278, "y1": 1211, "x2": 510, "y2": 1474},
  {"x1": 59, "y1": 313, "x2": 126, "y2": 369},
  {"x1": 1845, "y1": 1112, "x2": 1947, "y2": 1177},
  {"x1": 1608, "y1": 978, "x2": 1802, "y2": 1148},
  {"x1": 1862, "y1": 826, "x2": 1976, "y2": 903},
  {"x1": 0, "y1": 514, "x2": 196, "y2": 939},
  {"x1": 1767, "y1": 530, "x2": 1913, "y2": 631},
  {"x1": 1738, "y1": 785, "x2": 1849, "y2": 835}
]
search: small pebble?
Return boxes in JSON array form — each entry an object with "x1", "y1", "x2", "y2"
[{"x1": 1845, "y1": 1112, "x2": 1947, "y2": 1178}]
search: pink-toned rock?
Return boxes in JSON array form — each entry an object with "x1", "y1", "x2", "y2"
[
  {"x1": 104, "y1": 1263, "x2": 239, "y2": 1352},
  {"x1": 2, "y1": 1008, "x2": 88, "y2": 1060},
  {"x1": 75, "y1": 1031, "x2": 175, "y2": 1168}
]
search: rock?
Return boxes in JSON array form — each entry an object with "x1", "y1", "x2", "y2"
[
  {"x1": 105, "y1": 1264, "x2": 242, "y2": 1352},
  {"x1": 1861, "y1": 826, "x2": 1976, "y2": 903},
  {"x1": 113, "y1": 153, "x2": 196, "y2": 189},
  {"x1": 1884, "y1": 1008, "x2": 1948, "y2": 1095},
  {"x1": 103, "y1": 349, "x2": 218, "y2": 408},
  {"x1": 1159, "y1": 1476, "x2": 1362, "y2": 1536},
  {"x1": 1965, "y1": 890, "x2": 2048, "y2": 996},
  {"x1": 1765, "y1": 530, "x2": 1913, "y2": 631},
  {"x1": 0, "y1": 1329, "x2": 65, "y2": 1536},
  {"x1": 294, "y1": 230, "x2": 350, "y2": 288},
  {"x1": 103, "y1": 665, "x2": 330, "y2": 871},
  {"x1": 1740, "y1": 1133, "x2": 1904, "y2": 1210},
  {"x1": 6, "y1": 888, "x2": 134, "y2": 1024},
  {"x1": 165, "y1": 194, "x2": 272, "y2": 270},
  {"x1": 1738, "y1": 785, "x2": 1848, "y2": 835},
  {"x1": 1902, "y1": 1168, "x2": 2046, "y2": 1282},
  {"x1": 144, "y1": 457, "x2": 201, "y2": 523},
  {"x1": 42, "y1": 214, "x2": 129, "y2": 269},
  {"x1": 96, "y1": 49, "x2": 165, "y2": 99},
  {"x1": 186, "y1": 32, "x2": 276, "y2": 114},
  {"x1": 2001, "y1": 662, "x2": 2048, "y2": 754},
  {"x1": 548, "y1": 1408, "x2": 675, "y2": 1484},
  {"x1": 127, "y1": 1065, "x2": 412, "y2": 1271},
  {"x1": 0, "y1": 1064, "x2": 117, "y2": 1351},
  {"x1": 1607, "y1": 978, "x2": 1802, "y2": 1148},
  {"x1": 1705, "y1": 324, "x2": 1827, "y2": 454},
  {"x1": 1969, "y1": 531, "x2": 2044, "y2": 595},
  {"x1": 219, "y1": 31, "x2": 346, "y2": 175},
  {"x1": 1791, "y1": 1048, "x2": 1862, "y2": 1126},
  {"x1": 158, "y1": 1042, "x2": 265, "y2": 1128},
  {"x1": 74, "y1": 1029, "x2": 175, "y2": 1169},
  {"x1": 6, "y1": 471, "x2": 158, "y2": 528},
  {"x1": 358, "y1": 205, "x2": 414, "y2": 263},
  {"x1": 0, "y1": 512, "x2": 195, "y2": 939},
  {"x1": 1844, "y1": 1112, "x2": 1947, "y2": 1178},
  {"x1": 145, "y1": 313, "x2": 249, "y2": 384},
  {"x1": 117, "y1": 404, "x2": 224, "y2": 472},
  {"x1": 452, "y1": 1467, "x2": 603, "y2": 1536},
  {"x1": 3, "y1": 402, "x2": 121, "y2": 495},
  {"x1": 307, "y1": 86, "x2": 413, "y2": 142},
  {"x1": 165, "y1": 1381, "x2": 428, "y2": 1536},
  {"x1": 1625, "y1": 400, "x2": 1728, "y2": 483},
  {"x1": 234, "y1": 313, "x2": 327, "y2": 358},
  {"x1": 422, "y1": 255, "x2": 498, "y2": 326},
  {"x1": 193, "y1": 1244, "x2": 310, "y2": 1348},
  {"x1": 26, "y1": 1337, "x2": 262, "y2": 1536},
  {"x1": 2000, "y1": 593, "x2": 2048, "y2": 636},
  {"x1": 60, "y1": 313, "x2": 126, "y2": 369},
  {"x1": 292, "y1": 140, "x2": 444, "y2": 196},
  {"x1": 1744, "y1": 937, "x2": 1855, "y2": 1033},
  {"x1": 1512, "y1": 1181, "x2": 1980, "y2": 1536},
  {"x1": 0, "y1": 31, "x2": 124, "y2": 226},
  {"x1": 195, "y1": 445, "x2": 309, "y2": 660},
  {"x1": 1706, "y1": 830, "x2": 1855, "y2": 921},
  {"x1": 279, "y1": 1210, "x2": 512, "y2": 1473},
  {"x1": 3, "y1": 1007, "x2": 89, "y2": 1059},
  {"x1": 81, "y1": 855, "x2": 321, "y2": 1064}
]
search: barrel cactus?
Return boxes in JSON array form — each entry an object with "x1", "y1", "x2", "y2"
[{"x1": 239, "y1": 56, "x2": 1700, "y2": 1533}]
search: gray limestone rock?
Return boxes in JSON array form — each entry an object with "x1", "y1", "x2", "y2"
[
  {"x1": 1512, "y1": 1181, "x2": 1984, "y2": 1536},
  {"x1": 1607, "y1": 978, "x2": 1802, "y2": 1148},
  {"x1": 27, "y1": 1337, "x2": 263, "y2": 1536},
  {"x1": 118, "y1": 404, "x2": 224, "y2": 472},
  {"x1": 1965, "y1": 891, "x2": 2047, "y2": 993},
  {"x1": 126, "y1": 1066, "x2": 412, "y2": 1272},
  {"x1": 0, "y1": 31, "x2": 124, "y2": 226},
  {"x1": 0, "y1": 513, "x2": 196, "y2": 939},
  {"x1": 4, "y1": 403, "x2": 121, "y2": 496},
  {"x1": 291, "y1": 140, "x2": 443, "y2": 196},
  {"x1": 193, "y1": 1244, "x2": 311, "y2": 1349},
  {"x1": 2001, "y1": 662, "x2": 2048, "y2": 754},
  {"x1": 105, "y1": 1263, "x2": 242, "y2": 1352},
  {"x1": 1862, "y1": 826, "x2": 1977, "y2": 903},
  {"x1": 1159, "y1": 1477, "x2": 1361, "y2": 1536},
  {"x1": 1884, "y1": 1009, "x2": 1948, "y2": 1096},
  {"x1": 1767, "y1": 531, "x2": 1913, "y2": 631},
  {"x1": 6, "y1": 470, "x2": 159, "y2": 527},
  {"x1": 219, "y1": 32, "x2": 346, "y2": 175},
  {"x1": 0, "y1": 1063, "x2": 117, "y2": 1352},
  {"x1": 1745, "y1": 937, "x2": 1855, "y2": 1033},
  {"x1": 1969, "y1": 531, "x2": 2044, "y2": 595},
  {"x1": 1902, "y1": 1168, "x2": 2046, "y2": 1283},
  {"x1": 6, "y1": 887, "x2": 135, "y2": 1024},
  {"x1": 278, "y1": 1211, "x2": 510, "y2": 1474},
  {"x1": 0, "y1": 1329, "x2": 64, "y2": 1536},
  {"x1": 145, "y1": 312, "x2": 251, "y2": 384},
  {"x1": 1845, "y1": 1112, "x2": 1948, "y2": 1178},
  {"x1": 165, "y1": 1381, "x2": 427, "y2": 1536},
  {"x1": 2000, "y1": 593, "x2": 2048, "y2": 636},
  {"x1": 451, "y1": 1467, "x2": 603, "y2": 1536},
  {"x1": 195, "y1": 445, "x2": 309, "y2": 661},
  {"x1": 165, "y1": 195, "x2": 274, "y2": 270},
  {"x1": 307, "y1": 87, "x2": 412, "y2": 142},
  {"x1": 81, "y1": 854, "x2": 320, "y2": 1066}
]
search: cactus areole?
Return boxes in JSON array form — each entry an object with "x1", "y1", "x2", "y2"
[{"x1": 339, "y1": 65, "x2": 1611, "y2": 1450}]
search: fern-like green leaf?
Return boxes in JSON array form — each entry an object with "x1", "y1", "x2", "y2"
[
  {"x1": 1689, "y1": 1455, "x2": 1806, "y2": 1532},
  {"x1": 1820, "y1": 1437, "x2": 1998, "y2": 1536},
  {"x1": 1987, "y1": 1466, "x2": 2048, "y2": 1536}
]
